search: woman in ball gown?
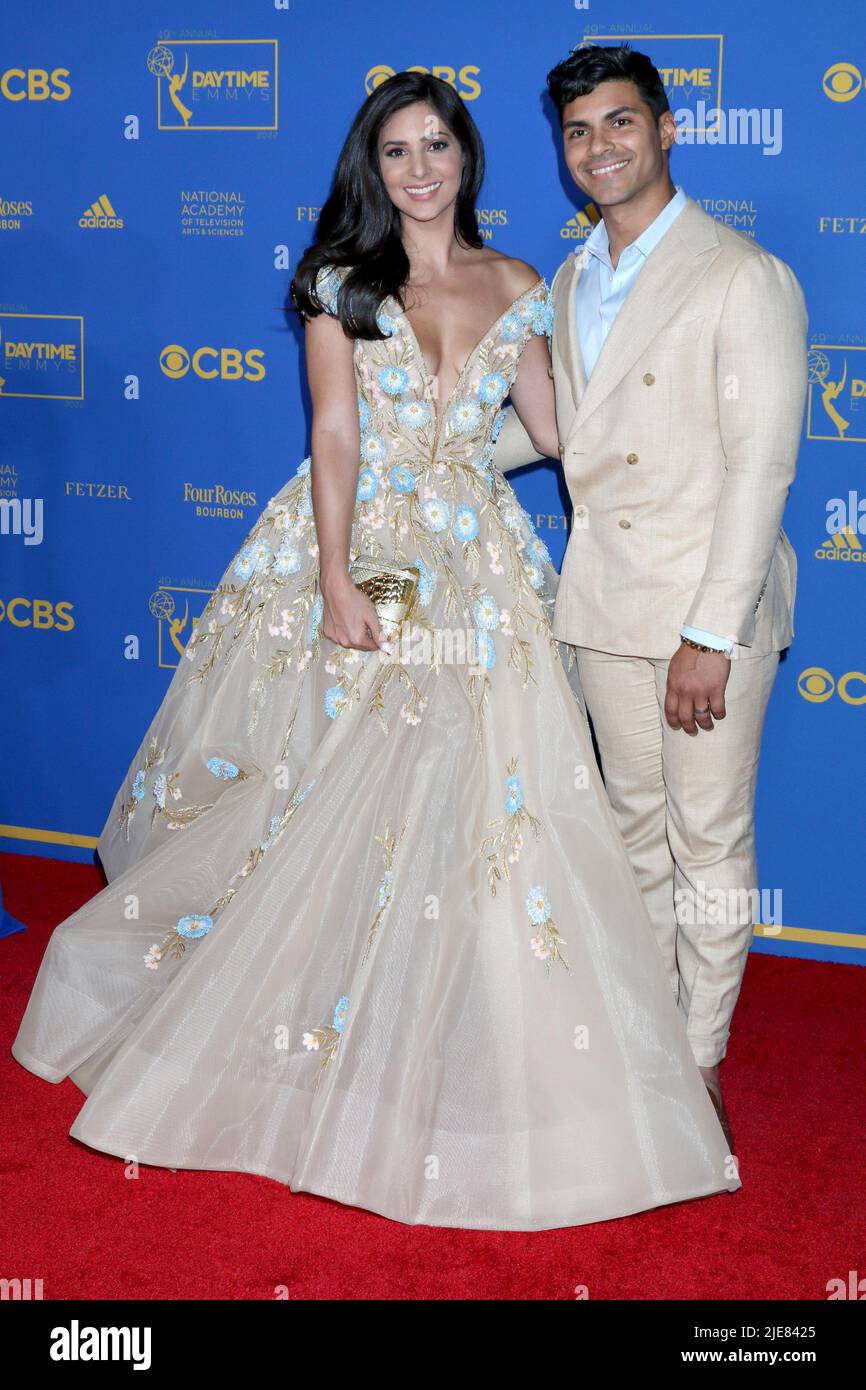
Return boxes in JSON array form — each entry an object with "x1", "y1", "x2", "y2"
[{"x1": 11, "y1": 72, "x2": 739, "y2": 1230}]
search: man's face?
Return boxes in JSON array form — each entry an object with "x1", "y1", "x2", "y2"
[{"x1": 560, "y1": 77, "x2": 675, "y2": 208}]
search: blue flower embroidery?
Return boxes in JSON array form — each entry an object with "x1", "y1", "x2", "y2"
[
  {"x1": 379, "y1": 365, "x2": 409, "y2": 396},
  {"x1": 531, "y1": 294, "x2": 555, "y2": 337},
  {"x1": 526, "y1": 887, "x2": 551, "y2": 926},
  {"x1": 360, "y1": 432, "x2": 387, "y2": 463},
  {"x1": 475, "y1": 630, "x2": 497, "y2": 669},
  {"x1": 396, "y1": 399, "x2": 432, "y2": 429},
  {"x1": 524, "y1": 562, "x2": 545, "y2": 590},
  {"x1": 422, "y1": 497, "x2": 450, "y2": 532},
  {"x1": 332, "y1": 995, "x2": 349, "y2": 1033},
  {"x1": 491, "y1": 410, "x2": 507, "y2": 441},
  {"x1": 260, "y1": 814, "x2": 281, "y2": 853},
  {"x1": 449, "y1": 398, "x2": 482, "y2": 433},
  {"x1": 233, "y1": 546, "x2": 256, "y2": 581},
  {"x1": 526, "y1": 535, "x2": 551, "y2": 566},
  {"x1": 314, "y1": 265, "x2": 341, "y2": 315},
  {"x1": 357, "y1": 468, "x2": 379, "y2": 501},
  {"x1": 526, "y1": 885, "x2": 568, "y2": 970},
  {"x1": 473, "y1": 593, "x2": 500, "y2": 630},
  {"x1": 324, "y1": 685, "x2": 347, "y2": 719},
  {"x1": 308, "y1": 594, "x2": 324, "y2": 644},
  {"x1": 416, "y1": 557, "x2": 437, "y2": 606},
  {"x1": 378, "y1": 868, "x2": 394, "y2": 908},
  {"x1": 454, "y1": 504, "x2": 479, "y2": 541},
  {"x1": 377, "y1": 312, "x2": 398, "y2": 337},
  {"x1": 207, "y1": 757, "x2": 240, "y2": 779},
  {"x1": 505, "y1": 775, "x2": 524, "y2": 815},
  {"x1": 176, "y1": 913, "x2": 214, "y2": 940},
  {"x1": 478, "y1": 372, "x2": 508, "y2": 405},
  {"x1": 389, "y1": 464, "x2": 417, "y2": 494},
  {"x1": 131, "y1": 769, "x2": 146, "y2": 802},
  {"x1": 500, "y1": 313, "x2": 524, "y2": 343},
  {"x1": 357, "y1": 395, "x2": 372, "y2": 429},
  {"x1": 254, "y1": 538, "x2": 272, "y2": 568},
  {"x1": 274, "y1": 543, "x2": 302, "y2": 577}
]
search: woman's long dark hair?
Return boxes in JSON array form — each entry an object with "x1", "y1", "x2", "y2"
[{"x1": 290, "y1": 72, "x2": 485, "y2": 339}]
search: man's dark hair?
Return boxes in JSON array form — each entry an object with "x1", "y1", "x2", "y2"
[{"x1": 547, "y1": 43, "x2": 671, "y2": 124}]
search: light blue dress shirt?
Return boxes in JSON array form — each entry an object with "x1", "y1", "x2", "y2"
[{"x1": 575, "y1": 184, "x2": 733, "y2": 655}]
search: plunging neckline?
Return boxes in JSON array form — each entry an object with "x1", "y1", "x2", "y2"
[{"x1": 390, "y1": 276, "x2": 545, "y2": 442}]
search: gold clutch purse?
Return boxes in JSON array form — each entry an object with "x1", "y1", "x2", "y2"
[{"x1": 348, "y1": 554, "x2": 421, "y2": 636}]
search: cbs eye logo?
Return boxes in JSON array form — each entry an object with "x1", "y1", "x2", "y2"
[
  {"x1": 0, "y1": 597, "x2": 75, "y2": 630},
  {"x1": 1, "y1": 67, "x2": 71, "y2": 101},
  {"x1": 365, "y1": 64, "x2": 481, "y2": 100},
  {"x1": 822, "y1": 63, "x2": 863, "y2": 102},
  {"x1": 159, "y1": 345, "x2": 265, "y2": 381},
  {"x1": 798, "y1": 667, "x2": 866, "y2": 704}
]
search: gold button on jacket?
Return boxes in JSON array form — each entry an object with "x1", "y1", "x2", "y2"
[{"x1": 487, "y1": 195, "x2": 807, "y2": 658}]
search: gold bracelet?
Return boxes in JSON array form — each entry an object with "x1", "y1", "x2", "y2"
[{"x1": 681, "y1": 636, "x2": 731, "y2": 657}]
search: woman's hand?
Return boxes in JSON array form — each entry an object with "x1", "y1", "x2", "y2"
[{"x1": 321, "y1": 572, "x2": 390, "y2": 652}]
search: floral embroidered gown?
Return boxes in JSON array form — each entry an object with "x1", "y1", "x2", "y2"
[{"x1": 12, "y1": 264, "x2": 740, "y2": 1230}]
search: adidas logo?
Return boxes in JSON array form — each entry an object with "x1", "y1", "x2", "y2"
[
  {"x1": 560, "y1": 205, "x2": 601, "y2": 240},
  {"x1": 816, "y1": 525, "x2": 864, "y2": 562},
  {"x1": 79, "y1": 195, "x2": 124, "y2": 230}
]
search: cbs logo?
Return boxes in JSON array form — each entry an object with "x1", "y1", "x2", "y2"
[
  {"x1": 1, "y1": 68, "x2": 71, "y2": 101},
  {"x1": 159, "y1": 346, "x2": 266, "y2": 382},
  {"x1": 0, "y1": 598, "x2": 75, "y2": 630},
  {"x1": 365, "y1": 65, "x2": 481, "y2": 100},
  {"x1": 798, "y1": 667, "x2": 866, "y2": 705},
  {"x1": 822, "y1": 63, "x2": 863, "y2": 102}
]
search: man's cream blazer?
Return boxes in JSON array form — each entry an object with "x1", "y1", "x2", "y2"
[{"x1": 495, "y1": 195, "x2": 809, "y2": 658}]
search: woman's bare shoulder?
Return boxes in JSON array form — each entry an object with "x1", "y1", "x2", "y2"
[{"x1": 482, "y1": 251, "x2": 544, "y2": 298}]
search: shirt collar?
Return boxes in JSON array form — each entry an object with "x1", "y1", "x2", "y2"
[{"x1": 583, "y1": 184, "x2": 687, "y2": 268}]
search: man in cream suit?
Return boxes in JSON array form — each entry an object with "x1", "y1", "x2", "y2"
[{"x1": 495, "y1": 45, "x2": 808, "y2": 1149}]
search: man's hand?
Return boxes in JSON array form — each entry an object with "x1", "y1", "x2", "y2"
[{"x1": 664, "y1": 643, "x2": 731, "y2": 736}]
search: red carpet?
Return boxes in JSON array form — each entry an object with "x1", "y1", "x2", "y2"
[{"x1": 1, "y1": 849, "x2": 863, "y2": 1301}]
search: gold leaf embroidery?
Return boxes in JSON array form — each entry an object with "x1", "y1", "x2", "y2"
[
  {"x1": 479, "y1": 756, "x2": 543, "y2": 897},
  {"x1": 362, "y1": 819, "x2": 408, "y2": 964}
]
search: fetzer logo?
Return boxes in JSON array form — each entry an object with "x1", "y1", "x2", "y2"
[{"x1": 79, "y1": 195, "x2": 123, "y2": 229}]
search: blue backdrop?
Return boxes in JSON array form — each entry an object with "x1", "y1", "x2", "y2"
[{"x1": 1, "y1": 0, "x2": 864, "y2": 965}]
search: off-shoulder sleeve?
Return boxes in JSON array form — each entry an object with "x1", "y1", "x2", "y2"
[
  {"x1": 313, "y1": 263, "x2": 346, "y2": 317},
  {"x1": 527, "y1": 279, "x2": 555, "y2": 339}
]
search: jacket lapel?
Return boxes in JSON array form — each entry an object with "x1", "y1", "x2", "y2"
[
  {"x1": 553, "y1": 196, "x2": 721, "y2": 435},
  {"x1": 552, "y1": 258, "x2": 588, "y2": 418}
]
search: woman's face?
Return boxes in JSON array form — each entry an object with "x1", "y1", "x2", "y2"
[{"x1": 376, "y1": 99, "x2": 464, "y2": 223}]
